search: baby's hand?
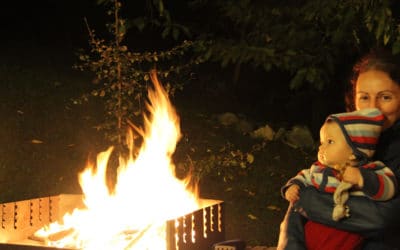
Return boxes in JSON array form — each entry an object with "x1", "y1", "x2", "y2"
[
  {"x1": 342, "y1": 167, "x2": 363, "y2": 188},
  {"x1": 285, "y1": 184, "x2": 300, "y2": 203}
]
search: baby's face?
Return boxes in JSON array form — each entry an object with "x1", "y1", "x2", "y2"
[{"x1": 318, "y1": 122, "x2": 353, "y2": 166}]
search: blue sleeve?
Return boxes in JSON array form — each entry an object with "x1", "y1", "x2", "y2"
[
  {"x1": 375, "y1": 124, "x2": 400, "y2": 181},
  {"x1": 295, "y1": 186, "x2": 400, "y2": 233},
  {"x1": 382, "y1": 139, "x2": 400, "y2": 180}
]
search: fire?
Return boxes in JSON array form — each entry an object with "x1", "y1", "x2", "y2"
[{"x1": 34, "y1": 73, "x2": 200, "y2": 249}]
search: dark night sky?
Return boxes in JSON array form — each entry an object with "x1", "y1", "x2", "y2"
[
  {"x1": 1, "y1": 1, "x2": 106, "y2": 50},
  {"x1": 1, "y1": 1, "x2": 172, "y2": 59}
]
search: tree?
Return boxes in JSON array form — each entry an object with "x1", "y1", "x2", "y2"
[
  {"x1": 180, "y1": 0, "x2": 400, "y2": 90},
  {"x1": 75, "y1": 0, "x2": 203, "y2": 155}
]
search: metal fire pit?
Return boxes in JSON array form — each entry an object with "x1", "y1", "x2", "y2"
[
  {"x1": 0, "y1": 194, "x2": 225, "y2": 250},
  {"x1": 167, "y1": 199, "x2": 225, "y2": 250}
]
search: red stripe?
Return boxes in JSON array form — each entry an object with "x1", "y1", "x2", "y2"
[
  {"x1": 338, "y1": 114, "x2": 384, "y2": 122},
  {"x1": 311, "y1": 176, "x2": 336, "y2": 193},
  {"x1": 349, "y1": 136, "x2": 378, "y2": 144},
  {"x1": 324, "y1": 186, "x2": 336, "y2": 193},
  {"x1": 385, "y1": 172, "x2": 394, "y2": 177},
  {"x1": 311, "y1": 178, "x2": 319, "y2": 188},
  {"x1": 361, "y1": 162, "x2": 377, "y2": 169}
]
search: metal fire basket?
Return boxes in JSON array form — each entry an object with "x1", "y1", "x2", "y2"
[{"x1": 0, "y1": 194, "x2": 225, "y2": 250}]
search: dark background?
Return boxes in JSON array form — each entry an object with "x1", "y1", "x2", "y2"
[{"x1": 0, "y1": 0, "x2": 350, "y2": 135}]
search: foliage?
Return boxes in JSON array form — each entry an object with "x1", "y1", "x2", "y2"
[
  {"x1": 125, "y1": 0, "x2": 400, "y2": 91},
  {"x1": 179, "y1": 141, "x2": 257, "y2": 183},
  {"x1": 129, "y1": 0, "x2": 192, "y2": 40},
  {"x1": 74, "y1": 0, "x2": 203, "y2": 153},
  {"x1": 87, "y1": 0, "x2": 400, "y2": 100},
  {"x1": 188, "y1": 0, "x2": 400, "y2": 90}
]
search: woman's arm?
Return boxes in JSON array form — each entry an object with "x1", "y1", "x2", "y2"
[
  {"x1": 296, "y1": 186, "x2": 398, "y2": 233},
  {"x1": 358, "y1": 161, "x2": 398, "y2": 201}
]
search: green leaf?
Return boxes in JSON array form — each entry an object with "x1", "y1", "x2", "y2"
[
  {"x1": 290, "y1": 68, "x2": 307, "y2": 90},
  {"x1": 172, "y1": 27, "x2": 179, "y2": 41},
  {"x1": 132, "y1": 17, "x2": 146, "y2": 31},
  {"x1": 96, "y1": 0, "x2": 109, "y2": 5},
  {"x1": 392, "y1": 40, "x2": 400, "y2": 55},
  {"x1": 161, "y1": 26, "x2": 170, "y2": 39},
  {"x1": 155, "y1": 0, "x2": 165, "y2": 16}
]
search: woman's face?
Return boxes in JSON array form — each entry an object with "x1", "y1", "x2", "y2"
[{"x1": 355, "y1": 70, "x2": 400, "y2": 129}]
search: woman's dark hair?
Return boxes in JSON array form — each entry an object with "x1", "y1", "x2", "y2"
[{"x1": 345, "y1": 48, "x2": 400, "y2": 111}]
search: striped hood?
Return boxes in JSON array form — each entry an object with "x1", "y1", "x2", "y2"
[{"x1": 327, "y1": 108, "x2": 384, "y2": 162}]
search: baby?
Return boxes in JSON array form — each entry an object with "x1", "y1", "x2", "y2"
[{"x1": 279, "y1": 108, "x2": 398, "y2": 249}]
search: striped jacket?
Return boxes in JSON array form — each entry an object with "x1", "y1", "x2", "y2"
[{"x1": 282, "y1": 160, "x2": 398, "y2": 201}]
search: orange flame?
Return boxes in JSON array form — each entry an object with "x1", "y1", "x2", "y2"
[{"x1": 34, "y1": 72, "x2": 200, "y2": 249}]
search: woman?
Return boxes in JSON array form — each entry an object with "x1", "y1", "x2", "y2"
[{"x1": 285, "y1": 48, "x2": 400, "y2": 249}]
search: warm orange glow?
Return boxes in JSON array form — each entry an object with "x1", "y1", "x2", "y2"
[{"x1": 34, "y1": 72, "x2": 201, "y2": 249}]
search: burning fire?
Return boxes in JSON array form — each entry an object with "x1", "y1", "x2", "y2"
[{"x1": 34, "y1": 72, "x2": 201, "y2": 249}]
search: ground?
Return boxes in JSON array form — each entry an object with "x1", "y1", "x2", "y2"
[{"x1": 0, "y1": 45, "x2": 315, "y2": 248}]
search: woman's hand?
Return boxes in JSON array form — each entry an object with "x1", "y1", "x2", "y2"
[
  {"x1": 342, "y1": 167, "x2": 364, "y2": 188},
  {"x1": 285, "y1": 184, "x2": 300, "y2": 203}
]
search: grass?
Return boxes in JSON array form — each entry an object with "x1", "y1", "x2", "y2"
[{"x1": 0, "y1": 44, "x2": 315, "y2": 247}]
